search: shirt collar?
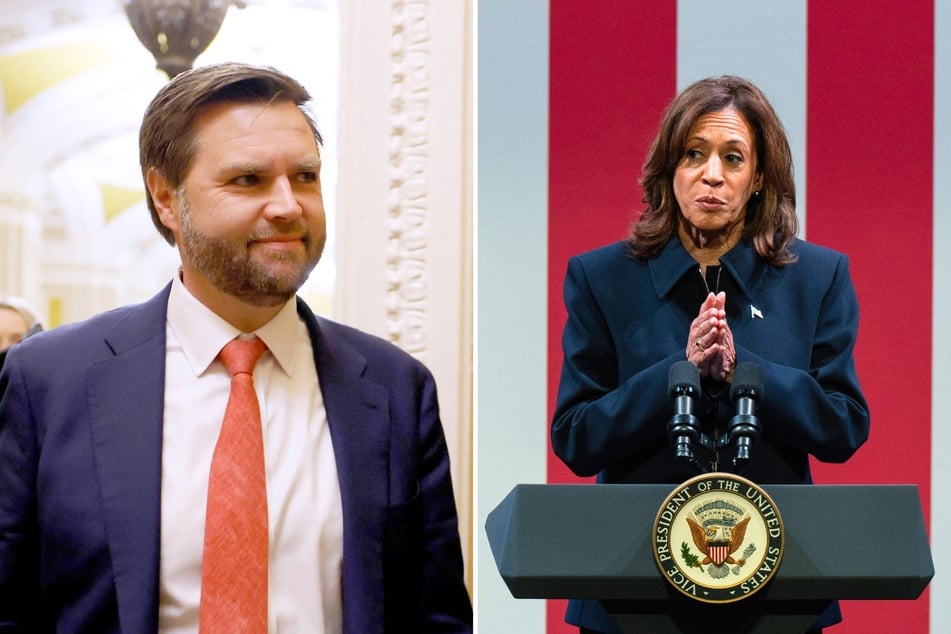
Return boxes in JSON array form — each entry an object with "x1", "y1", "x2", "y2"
[
  {"x1": 649, "y1": 235, "x2": 700, "y2": 299},
  {"x1": 719, "y1": 237, "x2": 766, "y2": 301},
  {"x1": 648, "y1": 235, "x2": 763, "y2": 302},
  {"x1": 167, "y1": 273, "x2": 301, "y2": 377}
]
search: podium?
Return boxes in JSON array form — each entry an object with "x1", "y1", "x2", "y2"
[{"x1": 486, "y1": 483, "x2": 933, "y2": 633}]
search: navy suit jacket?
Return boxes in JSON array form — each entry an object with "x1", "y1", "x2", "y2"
[
  {"x1": 551, "y1": 237, "x2": 869, "y2": 631},
  {"x1": 0, "y1": 285, "x2": 471, "y2": 633},
  {"x1": 552, "y1": 237, "x2": 869, "y2": 485}
]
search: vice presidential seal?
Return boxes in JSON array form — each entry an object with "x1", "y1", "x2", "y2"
[{"x1": 652, "y1": 473, "x2": 784, "y2": 603}]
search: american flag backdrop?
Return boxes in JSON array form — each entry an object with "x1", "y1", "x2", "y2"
[{"x1": 477, "y1": 1, "x2": 947, "y2": 633}]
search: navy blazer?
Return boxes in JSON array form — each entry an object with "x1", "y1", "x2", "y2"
[
  {"x1": 551, "y1": 237, "x2": 869, "y2": 631},
  {"x1": 0, "y1": 285, "x2": 472, "y2": 633},
  {"x1": 552, "y1": 236, "x2": 869, "y2": 484}
]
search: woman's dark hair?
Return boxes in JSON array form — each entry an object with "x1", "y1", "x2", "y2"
[{"x1": 630, "y1": 75, "x2": 797, "y2": 266}]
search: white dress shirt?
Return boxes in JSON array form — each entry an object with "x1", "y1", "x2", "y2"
[{"x1": 158, "y1": 275, "x2": 343, "y2": 633}]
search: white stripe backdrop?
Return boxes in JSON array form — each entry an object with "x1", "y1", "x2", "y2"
[
  {"x1": 476, "y1": 1, "x2": 550, "y2": 633},
  {"x1": 932, "y1": 1, "x2": 949, "y2": 631}
]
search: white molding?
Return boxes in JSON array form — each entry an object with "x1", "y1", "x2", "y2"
[{"x1": 337, "y1": 0, "x2": 473, "y2": 588}]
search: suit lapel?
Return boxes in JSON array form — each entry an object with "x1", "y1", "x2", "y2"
[
  {"x1": 86, "y1": 287, "x2": 170, "y2": 633},
  {"x1": 297, "y1": 301, "x2": 390, "y2": 634}
]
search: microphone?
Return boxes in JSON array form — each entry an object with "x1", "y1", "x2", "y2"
[
  {"x1": 668, "y1": 361, "x2": 702, "y2": 463},
  {"x1": 728, "y1": 362, "x2": 765, "y2": 469}
]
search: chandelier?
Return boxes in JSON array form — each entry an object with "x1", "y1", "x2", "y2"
[{"x1": 122, "y1": 1, "x2": 245, "y2": 79}]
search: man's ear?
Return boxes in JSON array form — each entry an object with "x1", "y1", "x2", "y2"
[{"x1": 146, "y1": 167, "x2": 180, "y2": 235}]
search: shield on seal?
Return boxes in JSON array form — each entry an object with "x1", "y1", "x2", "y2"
[{"x1": 708, "y1": 542, "x2": 730, "y2": 566}]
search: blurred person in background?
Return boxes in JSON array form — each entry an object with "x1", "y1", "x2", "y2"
[{"x1": 0, "y1": 296, "x2": 41, "y2": 368}]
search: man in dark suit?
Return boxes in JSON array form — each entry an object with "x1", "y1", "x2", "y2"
[{"x1": 0, "y1": 63, "x2": 471, "y2": 633}]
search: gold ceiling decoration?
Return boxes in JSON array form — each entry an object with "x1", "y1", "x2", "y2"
[
  {"x1": 121, "y1": 0, "x2": 245, "y2": 79},
  {"x1": 0, "y1": 43, "x2": 115, "y2": 113},
  {"x1": 99, "y1": 183, "x2": 147, "y2": 224}
]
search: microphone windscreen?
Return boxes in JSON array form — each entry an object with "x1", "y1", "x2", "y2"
[
  {"x1": 730, "y1": 362, "x2": 765, "y2": 399},
  {"x1": 668, "y1": 360, "x2": 701, "y2": 395}
]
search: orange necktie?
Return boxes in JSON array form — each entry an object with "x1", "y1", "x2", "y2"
[{"x1": 200, "y1": 337, "x2": 269, "y2": 632}]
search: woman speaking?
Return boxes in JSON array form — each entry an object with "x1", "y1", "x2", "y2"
[{"x1": 550, "y1": 76, "x2": 870, "y2": 632}]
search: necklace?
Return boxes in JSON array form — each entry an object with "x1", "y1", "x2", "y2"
[{"x1": 699, "y1": 265, "x2": 722, "y2": 295}]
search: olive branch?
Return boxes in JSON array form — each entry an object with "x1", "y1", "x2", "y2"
[{"x1": 680, "y1": 542, "x2": 704, "y2": 571}]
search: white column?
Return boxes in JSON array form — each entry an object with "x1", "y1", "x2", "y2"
[
  {"x1": 336, "y1": 0, "x2": 473, "y2": 589},
  {"x1": 0, "y1": 193, "x2": 44, "y2": 320}
]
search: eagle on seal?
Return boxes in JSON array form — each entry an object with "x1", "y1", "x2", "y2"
[{"x1": 686, "y1": 515, "x2": 751, "y2": 567}]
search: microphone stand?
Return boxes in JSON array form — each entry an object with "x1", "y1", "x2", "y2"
[{"x1": 667, "y1": 361, "x2": 765, "y2": 474}]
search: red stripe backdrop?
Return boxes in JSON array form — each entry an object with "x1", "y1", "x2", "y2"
[
  {"x1": 806, "y1": 1, "x2": 933, "y2": 632},
  {"x1": 547, "y1": 1, "x2": 676, "y2": 631},
  {"x1": 547, "y1": 1, "x2": 934, "y2": 632}
]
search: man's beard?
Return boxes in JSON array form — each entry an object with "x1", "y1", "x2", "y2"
[{"x1": 179, "y1": 202, "x2": 323, "y2": 308}]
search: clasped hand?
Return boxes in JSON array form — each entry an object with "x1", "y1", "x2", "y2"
[{"x1": 686, "y1": 291, "x2": 735, "y2": 383}]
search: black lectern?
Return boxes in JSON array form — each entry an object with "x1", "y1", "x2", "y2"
[{"x1": 486, "y1": 484, "x2": 933, "y2": 633}]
